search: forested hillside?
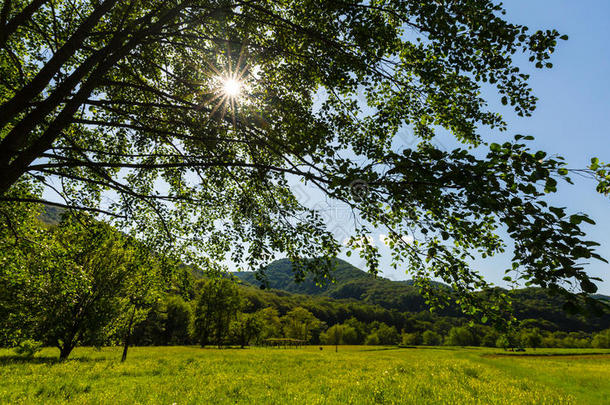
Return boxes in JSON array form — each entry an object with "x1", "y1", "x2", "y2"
[
  {"x1": 234, "y1": 259, "x2": 610, "y2": 333},
  {"x1": 234, "y1": 259, "x2": 452, "y2": 313}
]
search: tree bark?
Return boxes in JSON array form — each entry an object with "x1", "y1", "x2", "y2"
[
  {"x1": 59, "y1": 343, "x2": 73, "y2": 360},
  {"x1": 121, "y1": 304, "x2": 136, "y2": 362}
]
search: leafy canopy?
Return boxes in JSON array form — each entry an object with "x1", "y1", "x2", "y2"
[{"x1": 0, "y1": 0, "x2": 607, "y2": 320}]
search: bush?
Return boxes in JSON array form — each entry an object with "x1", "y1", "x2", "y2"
[{"x1": 14, "y1": 339, "x2": 42, "y2": 358}]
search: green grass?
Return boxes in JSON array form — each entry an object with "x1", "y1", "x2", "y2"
[{"x1": 0, "y1": 346, "x2": 609, "y2": 404}]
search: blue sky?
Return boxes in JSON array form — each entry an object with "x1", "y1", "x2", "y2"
[{"x1": 324, "y1": 1, "x2": 610, "y2": 293}]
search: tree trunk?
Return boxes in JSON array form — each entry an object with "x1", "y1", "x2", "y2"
[
  {"x1": 59, "y1": 344, "x2": 73, "y2": 360},
  {"x1": 121, "y1": 305, "x2": 136, "y2": 362}
]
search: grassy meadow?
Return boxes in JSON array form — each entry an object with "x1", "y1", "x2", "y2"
[{"x1": 0, "y1": 346, "x2": 609, "y2": 404}]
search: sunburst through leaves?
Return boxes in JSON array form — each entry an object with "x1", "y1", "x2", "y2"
[{"x1": 202, "y1": 43, "x2": 252, "y2": 130}]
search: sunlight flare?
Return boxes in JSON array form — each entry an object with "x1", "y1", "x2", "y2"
[{"x1": 222, "y1": 77, "x2": 242, "y2": 98}]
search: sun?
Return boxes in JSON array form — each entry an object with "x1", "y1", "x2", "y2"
[{"x1": 222, "y1": 77, "x2": 242, "y2": 98}]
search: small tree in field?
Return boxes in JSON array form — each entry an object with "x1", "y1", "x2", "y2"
[{"x1": 321, "y1": 325, "x2": 345, "y2": 352}]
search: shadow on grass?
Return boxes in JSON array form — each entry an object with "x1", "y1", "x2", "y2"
[
  {"x1": 484, "y1": 352, "x2": 610, "y2": 358},
  {"x1": 356, "y1": 346, "x2": 405, "y2": 352},
  {"x1": 0, "y1": 355, "x2": 107, "y2": 365}
]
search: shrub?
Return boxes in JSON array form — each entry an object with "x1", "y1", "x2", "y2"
[{"x1": 14, "y1": 339, "x2": 42, "y2": 358}]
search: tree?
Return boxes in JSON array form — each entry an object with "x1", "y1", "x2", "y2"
[
  {"x1": 364, "y1": 333, "x2": 380, "y2": 346},
  {"x1": 118, "y1": 246, "x2": 163, "y2": 362},
  {"x1": 375, "y1": 323, "x2": 400, "y2": 345},
  {"x1": 163, "y1": 295, "x2": 193, "y2": 345},
  {"x1": 230, "y1": 312, "x2": 263, "y2": 348},
  {"x1": 401, "y1": 332, "x2": 420, "y2": 346},
  {"x1": 320, "y1": 324, "x2": 345, "y2": 352},
  {"x1": 495, "y1": 333, "x2": 518, "y2": 351},
  {"x1": 591, "y1": 329, "x2": 610, "y2": 349},
  {"x1": 341, "y1": 325, "x2": 359, "y2": 345},
  {"x1": 445, "y1": 327, "x2": 476, "y2": 347},
  {"x1": 0, "y1": 0, "x2": 606, "y2": 320},
  {"x1": 343, "y1": 318, "x2": 367, "y2": 345},
  {"x1": 520, "y1": 329, "x2": 542, "y2": 350},
  {"x1": 257, "y1": 307, "x2": 282, "y2": 342},
  {"x1": 282, "y1": 307, "x2": 322, "y2": 342},
  {"x1": 194, "y1": 278, "x2": 241, "y2": 347},
  {"x1": 422, "y1": 331, "x2": 442, "y2": 346},
  {"x1": 0, "y1": 213, "x2": 159, "y2": 360}
]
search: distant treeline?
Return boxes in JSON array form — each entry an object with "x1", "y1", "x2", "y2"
[{"x1": 128, "y1": 277, "x2": 610, "y2": 350}]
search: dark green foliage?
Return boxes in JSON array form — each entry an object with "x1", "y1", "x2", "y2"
[
  {"x1": 481, "y1": 330, "x2": 501, "y2": 347},
  {"x1": 163, "y1": 296, "x2": 193, "y2": 345}
]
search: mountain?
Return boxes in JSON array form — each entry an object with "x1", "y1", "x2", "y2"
[
  {"x1": 39, "y1": 204, "x2": 65, "y2": 225},
  {"x1": 234, "y1": 258, "x2": 450, "y2": 313},
  {"x1": 234, "y1": 258, "x2": 610, "y2": 332},
  {"x1": 235, "y1": 258, "x2": 375, "y2": 294}
]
